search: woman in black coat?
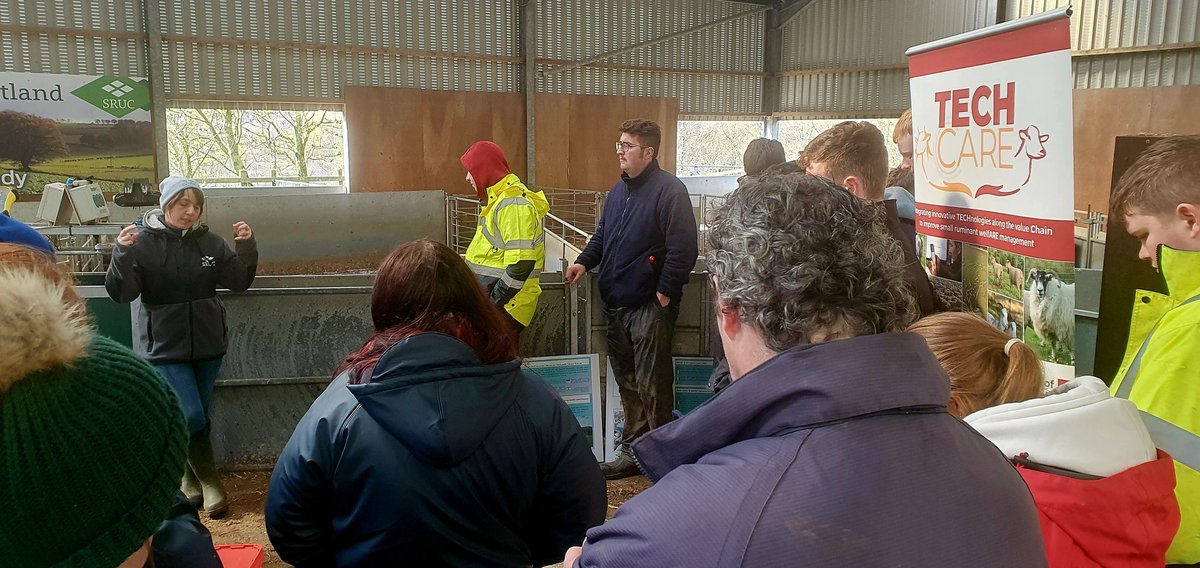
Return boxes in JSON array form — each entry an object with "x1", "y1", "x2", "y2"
[{"x1": 106, "y1": 176, "x2": 258, "y2": 518}]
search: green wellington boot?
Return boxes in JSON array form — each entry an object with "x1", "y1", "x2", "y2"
[
  {"x1": 180, "y1": 464, "x2": 203, "y2": 509},
  {"x1": 188, "y1": 428, "x2": 229, "y2": 519}
]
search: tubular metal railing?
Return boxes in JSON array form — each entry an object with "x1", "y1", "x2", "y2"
[{"x1": 445, "y1": 195, "x2": 481, "y2": 255}]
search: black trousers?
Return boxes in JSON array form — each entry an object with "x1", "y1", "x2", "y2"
[{"x1": 604, "y1": 299, "x2": 679, "y2": 448}]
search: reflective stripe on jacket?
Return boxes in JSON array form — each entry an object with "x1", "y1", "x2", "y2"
[
  {"x1": 464, "y1": 173, "x2": 549, "y2": 326},
  {"x1": 1110, "y1": 246, "x2": 1200, "y2": 564}
]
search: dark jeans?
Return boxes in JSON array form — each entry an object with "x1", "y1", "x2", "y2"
[
  {"x1": 605, "y1": 299, "x2": 679, "y2": 448},
  {"x1": 155, "y1": 357, "x2": 223, "y2": 435}
]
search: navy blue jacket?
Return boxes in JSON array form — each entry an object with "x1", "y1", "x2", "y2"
[
  {"x1": 151, "y1": 491, "x2": 222, "y2": 568},
  {"x1": 577, "y1": 333, "x2": 1047, "y2": 568},
  {"x1": 266, "y1": 333, "x2": 606, "y2": 568},
  {"x1": 575, "y1": 160, "x2": 698, "y2": 309}
]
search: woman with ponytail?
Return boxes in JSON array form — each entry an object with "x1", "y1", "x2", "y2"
[{"x1": 911, "y1": 312, "x2": 1179, "y2": 567}]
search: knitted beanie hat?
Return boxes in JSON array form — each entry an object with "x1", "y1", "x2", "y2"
[
  {"x1": 158, "y1": 175, "x2": 201, "y2": 210},
  {"x1": 0, "y1": 265, "x2": 188, "y2": 567}
]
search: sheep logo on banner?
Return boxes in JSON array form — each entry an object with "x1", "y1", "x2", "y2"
[{"x1": 915, "y1": 124, "x2": 1051, "y2": 200}]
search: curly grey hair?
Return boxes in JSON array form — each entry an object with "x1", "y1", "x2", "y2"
[{"x1": 706, "y1": 173, "x2": 918, "y2": 352}]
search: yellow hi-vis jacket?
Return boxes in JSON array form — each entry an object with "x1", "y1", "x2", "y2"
[
  {"x1": 465, "y1": 173, "x2": 548, "y2": 327},
  {"x1": 1110, "y1": 246, "x2": 1200, "y2": 564}
]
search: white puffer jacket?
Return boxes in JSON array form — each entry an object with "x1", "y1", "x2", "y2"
[{"x1": 964, "y1": 376, "x2": 1156, "y2": 477}]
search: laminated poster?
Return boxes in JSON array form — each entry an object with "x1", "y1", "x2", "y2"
[{"x1": 523, "y1": 354, "x2": 603, "y2": 460}]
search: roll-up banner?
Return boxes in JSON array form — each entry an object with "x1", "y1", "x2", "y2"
[{"x1": 907, "y1": 8, "x2": 1076, "y2": 386}]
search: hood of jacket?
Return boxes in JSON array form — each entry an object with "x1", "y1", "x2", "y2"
[
  {"x1": 1019, "y1": 450, "x2": 1179, "y2": 567},
  {"x1": 632, "y1": 332, "x2": 951, "y2": 480},
  {"x1": 347, "y1": 332, "x2": 523, "y2": 468},
  {"x1": 485, "y1": 173, "x2": 549, "y2": 218},
  {"x1": 143, "y1": 209, "x2": 208, "y2": 239},
  {"x1": 966, "y1": 376, "x2": 1156, "y2": 477},
  {"x1": 460, "y1": 141, "x2": 512, "y2": 200}
]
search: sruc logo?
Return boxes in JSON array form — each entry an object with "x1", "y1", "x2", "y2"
[{"x1": 917, "y1": 82, "x2": 1050, "y2": 199}]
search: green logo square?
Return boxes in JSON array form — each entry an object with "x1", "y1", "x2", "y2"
[{"x1": 71, "y1": 77, "x2": 151, "y2": 118}]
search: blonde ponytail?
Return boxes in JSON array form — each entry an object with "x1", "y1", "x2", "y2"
[{"x1": 909, "y1": 312, "x2": 1044, "y2": 418}]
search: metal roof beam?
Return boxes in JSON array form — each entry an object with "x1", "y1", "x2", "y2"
[{"x1": 543, "y1": 5, "x2": 770, "y2": 77}]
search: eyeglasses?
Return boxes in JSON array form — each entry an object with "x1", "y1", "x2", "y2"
[{"x1": 615, "y1": 141, "x2": 647, "y2": 153}]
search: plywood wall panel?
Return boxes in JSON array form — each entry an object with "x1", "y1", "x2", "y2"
[
  {"x1": 1073, "y1": 86, "x2": 1200, "y2": 213},
  {"x1": 348, "y1": 86, "x2": 678, "y2": 194}
]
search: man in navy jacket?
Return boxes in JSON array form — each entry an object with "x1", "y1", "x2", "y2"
[
  {"x1": 566, "y1": 119, "x2": 698, "y2": 480},
  {"x1": 565, "y1": 174, "x2": 1045, "y2": 567}
]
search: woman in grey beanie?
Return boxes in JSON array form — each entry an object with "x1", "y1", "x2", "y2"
[{"x1": 105, "y1": 175, "x2": 259, "y2": 518}]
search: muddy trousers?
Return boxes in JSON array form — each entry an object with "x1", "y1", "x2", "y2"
[{"x1": 605, "y1": 300, "x2": 679, "y2": 449}]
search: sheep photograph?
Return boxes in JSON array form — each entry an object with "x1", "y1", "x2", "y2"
[
  {"x1": 1022, "y1": 260, "x2": 1076, "y2": 366},
  {"x1": 987, "y1": 292, "x2": 1024, "y2": 340},
  {"x1": 988, "y1": 249, "x2": 1025, "y2": 298}
]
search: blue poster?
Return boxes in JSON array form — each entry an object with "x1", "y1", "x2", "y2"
[
  {"x1": 523, "y1": 354, "x2": 602, "y2": 460},
  {"x1": 673, "y1": 357, "x2": 715, "y2": 414}
]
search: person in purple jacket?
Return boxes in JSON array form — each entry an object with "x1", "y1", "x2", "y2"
[
  {"x1": 565, "y1": 173, "x2": 1046, "y2": 568},
  {"x1": 565, "y1": 119, "x2": 699, "y2": 480}
]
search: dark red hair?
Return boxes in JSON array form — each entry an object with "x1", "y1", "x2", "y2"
[{"x1": 336, "y1": 239, "x2": 518, "y2": 383}]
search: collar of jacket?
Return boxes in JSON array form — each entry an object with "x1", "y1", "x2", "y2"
[
  {"x1": 1157, "y1": 245, "x2": 1200, "y2": 301},
  {"x1": 620, "y1": 159, "x2": 661, "y2": 189},
  {"x1": 485, "y1": 173, "x2": 525, "y2": 202},
  {"x1": 631, "y1": 332, "x2": 950, "y2": 481}
]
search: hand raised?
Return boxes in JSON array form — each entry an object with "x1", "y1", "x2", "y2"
[
  {"x1": 116, "y1": 224, "x2": 140, "y2": 247},
  {"x1": 232, "y1": 221, "x2": 254, "y2": 241}
]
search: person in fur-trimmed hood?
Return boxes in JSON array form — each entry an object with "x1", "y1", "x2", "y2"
[
  {"x1": 105, "y1": 175, "x2": 259, "y2": 518},
  {"x1": 0, "y1": 243, "x2": 221, "y2": 568}
]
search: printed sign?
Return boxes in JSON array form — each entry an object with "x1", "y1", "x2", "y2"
[
  {"x1": 907, "y1": 10, "x2": 1076, "y2": 382},
  {"x1": 523, "y1": 354, "x2": 603, "y2": 460},
  {"x1": 0, "y1": 72, "x2": 155, "y2": 195}
]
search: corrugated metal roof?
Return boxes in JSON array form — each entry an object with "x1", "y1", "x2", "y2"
[
  {"x1": 536, "y1": 0, "x2": 766, "y2": 115},
  {"x1": 782, "y1": 0, "x2": 996, "y2": 70},
  {"x1": 778, "y1": 0, "x2": 996, "y2": 116}
]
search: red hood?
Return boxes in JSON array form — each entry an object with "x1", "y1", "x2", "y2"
[
  {"x1": 1019, "y1": 449, "x2": 1179, "y2": 567},
  {"x1": 460, "y1": 141, "x2": 511, "y2": 200}
]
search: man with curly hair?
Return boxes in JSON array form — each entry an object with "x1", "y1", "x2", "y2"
[{"x1": 564, "y1": 174, "x2": 1046, "y2": 568}]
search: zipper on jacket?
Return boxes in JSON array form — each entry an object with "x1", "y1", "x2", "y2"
[
  {"x1": 610, "y1": 185, "x2": 633, "y2": 259},
  {"x1": 189, "y1": 300, "x2": 195, "y2": 361}
]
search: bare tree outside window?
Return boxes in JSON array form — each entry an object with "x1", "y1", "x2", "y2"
[
  {"x1": 778, "y1": 118, "x2": 902, "y2": 169},
  {"x1": 166, "y1": 108, "x2": 346, "y2": 188},
  {"x1": 676, "y1": 121, "x2": 764, "y2": 177}
]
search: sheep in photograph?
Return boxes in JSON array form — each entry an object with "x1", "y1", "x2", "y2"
[
  {"x1": 1005, "y1": 260, "x2": 1024, "y2": 291},
  {"x1": 992, "y1": 258, "x2": 1005, "y2": 282},
  {"x1": 1025, "y1": 269, "x2": 1074, "y2": 363}
]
